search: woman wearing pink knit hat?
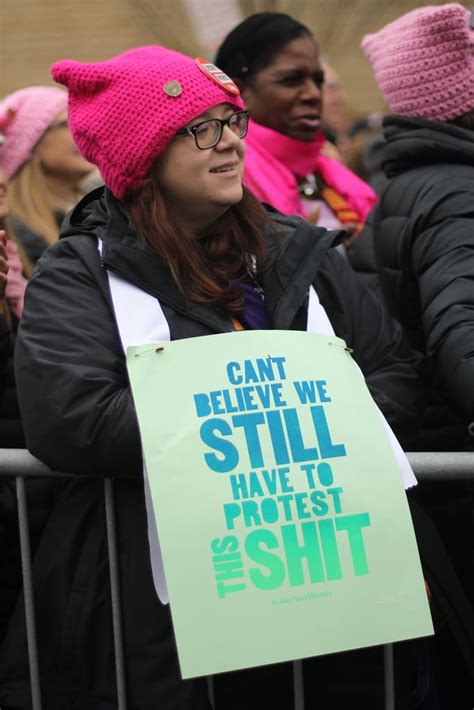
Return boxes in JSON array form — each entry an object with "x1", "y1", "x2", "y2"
[
  {"x1": 361, "y1": 3, "x2": 474, "y2": 433},
  {"x1": 0, "y1": 86, "x2": 94, "y2": 267},
  {"x1": 0, "y1": 45, "x2": 429, "y2": 709},
  {"x1": 362, "y1": 5, "x2": 474, "y2": 705}
]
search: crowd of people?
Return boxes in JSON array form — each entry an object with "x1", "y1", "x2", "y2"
[{"x1": 0, "y1": 3, "x2": 473, "y2": 709}]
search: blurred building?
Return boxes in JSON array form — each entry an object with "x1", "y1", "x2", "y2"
[{"x1": 0, "y1": 0, "x2": 469, "y2": 116}]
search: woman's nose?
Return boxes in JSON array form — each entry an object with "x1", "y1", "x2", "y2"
[
  {"x1": 301, "y1": 79, "x2": 322, "y2": 103},
  {"x1": 216, "y1": 124, "x2": 242, "y2": 150}
]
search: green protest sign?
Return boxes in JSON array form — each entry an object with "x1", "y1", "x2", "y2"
[{"x1": 127, "y1": 331, "x2": 433, "y2": 679}]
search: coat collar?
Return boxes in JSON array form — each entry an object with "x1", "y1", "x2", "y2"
[
  {"x1": 259, "y1": 212, "x2": 342, "y2": 329},
  {"x1": 382, "y1": 114, "x2": 474, "y2": 177}
]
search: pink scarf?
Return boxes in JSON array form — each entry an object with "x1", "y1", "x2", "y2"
[{"x1": 243, "y1": 120, "x2": 377, "y2": 221}]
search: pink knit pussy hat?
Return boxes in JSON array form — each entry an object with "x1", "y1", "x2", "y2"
[
  {"x1": 51, "y1": 46, "x2": 244, "y2": 199},
  {"x1": 362, "y1": 3, "x2": 474, "y2": 121},
  {"x1": 0, "y1": 86, "x2": 67, "y2": 179}
]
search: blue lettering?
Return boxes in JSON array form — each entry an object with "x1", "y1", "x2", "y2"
[
  {"x1": 227, "y1": 362, "x2": 242, "y2": 385},
  {"x1": 200, "y1": 418, "x2": 239, "y2": 473},
  {"x1": 232, "y1": 412, "x2": 265, "y2": 468}
]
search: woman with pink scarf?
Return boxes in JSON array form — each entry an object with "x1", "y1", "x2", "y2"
[{"x1": 216, "y1": 13, "x2": 376, "y2": 248}]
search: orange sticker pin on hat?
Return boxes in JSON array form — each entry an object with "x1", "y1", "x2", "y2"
[{"x1": 195, "y1": 58, "x2": 240, "y2": 95}]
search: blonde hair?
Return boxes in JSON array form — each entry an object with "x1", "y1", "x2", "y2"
[{"x1": 9, "y1": 148, "x2": 59, "y2": 247}]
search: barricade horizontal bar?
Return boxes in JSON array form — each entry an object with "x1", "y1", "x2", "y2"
[
  {"x1": 0, "y1": 448, "x2": 72, "y2": 477},
  {"x1": 0, "y1": 449, "x2": 134, "y2": 478},
  {"x1": 0, "y1": 449, "x2": 473, "y2": 480},
  {"x1": 2, "y1": 447, "x2": 471, "y2": 710},
  {"x1": 407, "y1": 451, "x2": 474, "y2": 480}
]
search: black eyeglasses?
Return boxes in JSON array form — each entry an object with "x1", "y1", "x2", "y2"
[
  {"x1": 176, "y1": 110, "x2": 250, "y2": 150},
  {"x1": 46, "y1": 120, "x2": 69, "y2": 132}
]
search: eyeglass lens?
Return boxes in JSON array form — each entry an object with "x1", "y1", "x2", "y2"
[{"x1": 195, "y1": 112, "x2": 248, "y2": 149}]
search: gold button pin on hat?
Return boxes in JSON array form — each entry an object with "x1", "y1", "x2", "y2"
[{"x1": 163, "y1": 81, "x2": 182, "y2": 97}]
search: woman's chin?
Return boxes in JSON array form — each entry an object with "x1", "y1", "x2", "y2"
[
  {"x1": 219, "y1": 185, "x2": 244, "y2": 209},
  {"x1": 286, "y1": 127, "x2": 319, "y2": 142},
  {"x1": 213, "y1": 192, "x2": 243, "y2": 220}
]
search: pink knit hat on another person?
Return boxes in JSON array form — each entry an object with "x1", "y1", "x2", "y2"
[
  {"x1": 0, "y1": 87, "x2": 67, "y2": 179},
  {"x1": 362, "y1": 3, "x2": 474, "y2": 121},
  {"x1": 51, "y1": 46, "x2": 244, "y2": 199}
]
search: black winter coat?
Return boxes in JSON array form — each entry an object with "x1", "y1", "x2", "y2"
[
  {"x1": 363, "y1": 115, "x2": 474, "y2": 432},
  {"x1": 352, "y1": 118, "x2": 474, "y2": 702},
  {"x1": 0, "y1": 188, "x2": 424, "y2": 710},
  {"x1": 0, "y1": 309, "x2": 15, "y2": 641},
  {"x1": 0, "y1": 308, "x2": 10, "y2": 401}
]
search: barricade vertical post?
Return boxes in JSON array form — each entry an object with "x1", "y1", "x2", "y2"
[
  {"x1": 384, "y1": 644, "x2": 395, "y2": 710},
  {"x1": 207, "y1": 676, "x2": 215, "y2": 708},
  {"x1": 16, "y1": 475, "x2": 43, "y2": 710},
  {"x1": 104, "y1": 478, "x2": 128, "y2": 710},
  {"x1": 293, "y1": 660, "x2": 304, "y2": 710}
]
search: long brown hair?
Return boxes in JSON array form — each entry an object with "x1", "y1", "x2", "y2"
[{"x1": 125, "y1": 169, "x2": 269, "y2": 316}]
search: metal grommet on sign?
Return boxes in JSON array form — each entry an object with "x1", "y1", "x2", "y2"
[{"x1": 163, "y1": 80, "x2": 182, "y2": 97}]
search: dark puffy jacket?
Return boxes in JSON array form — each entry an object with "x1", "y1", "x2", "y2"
[
  {"x1": 0, "y1": 304, "x2": 52, "y2": 651},
  {"x1": 0, "y1": 309, "x2": 57, "y2": 652},
  {"x1": 0, "y1": 188, "x2": 425, "y2": 709},
  {"x1": 9, "y1": 211, "x2": 66, "y2": 266},
  {"x1": 0, "y1": 309, "x2": 13, "y2": 640},
  {"x1": 356, "y1": 118, "x2": 474, "y2": 657},
  {"x1": 0, "y1": 308, "x2": 9, "y2": 400},
  {"x1": 364, "y1": 115, "x2": 474, "y2": 434}
]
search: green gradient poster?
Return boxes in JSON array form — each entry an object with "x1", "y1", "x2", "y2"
[{"x1": 127, "y1": 331, "x2": 432, "y2": 679}]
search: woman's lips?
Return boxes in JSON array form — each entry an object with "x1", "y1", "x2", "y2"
[
  {"x1": 210, "y1": 161, "x2": 240, "y2": 176},
  {"x1": 293, "y1": 116, "x2": 320, "y2": 131}
]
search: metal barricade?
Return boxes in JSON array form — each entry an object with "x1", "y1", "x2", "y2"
[{"x1": 1, "y1": 449, "x2": 473, "y2": 710}]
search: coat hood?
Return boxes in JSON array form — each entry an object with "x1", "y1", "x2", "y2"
[{"x1": 60, "y1": 186, "x2": 119, "y2": 241}]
